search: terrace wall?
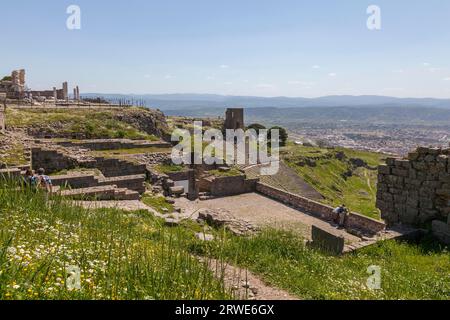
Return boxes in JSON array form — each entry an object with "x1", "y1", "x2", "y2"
[{"x1": 256, "y1": 182, "x2": 386, "y2": 235}]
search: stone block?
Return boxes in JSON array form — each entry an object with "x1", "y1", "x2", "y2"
[
  {"x1": 392, "y1": 168, "x2": 409, "y2": 177},
  {"x1": 378, "y1": 165, "x2": 390, "y2": 175},
  {"x1": 311, "y1": 225, "x2": 345, "y2": 255},
  {"x1": 432, "y1": 220, "x2": 450, "y2": 245}
]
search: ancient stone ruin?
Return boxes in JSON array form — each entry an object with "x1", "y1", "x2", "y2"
[
  {"x1": 377, "y1": 147, "x2": 450, "y2": 244},
  {"x1": 224, "y1": 108, "x2": 245, "y2": 130}
]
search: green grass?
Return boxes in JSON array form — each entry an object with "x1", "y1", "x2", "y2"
[
  {"x1": 6, "y1": 108, "x2": 157, "y2": 141},
  {"x1": 50, "y1": 168, "x2": 103, "y2": 177},
  {"x1": 0, "y1": 182, "x2": 229, "y2": 300},
  {"x1": 142, "y1": 194, "x2": 174, "y2": 214},
  {"x1": 190, "y1": 229, "x2": 450, "y2": 300},
  {"x1": 208, "y1": 167, "x2": 243, "y2": 177},
  {"x1": 282, "y1": 144, "x2": 386, "y2": 219},
  {"x1": 1, "y1": 181, "x2": 448, "y2": 300},
  {"x1": 0, "y1": 141, "x2": 28, "y2": 167},
  {"x1": 91, "y1": 147, "x2": 172, "y2": 158},
  {"x1": 155, "y1": 163, "x2": 185, "y2": 174}
]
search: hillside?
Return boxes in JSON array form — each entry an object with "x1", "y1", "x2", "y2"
[
  {"x1": 82, "y1": 93, "x2": 450, "y2": 110},
  {"x1": 5, "y1": 107, "x2": 170, "y2": 140},
  {"x1": 281, "y1": 143, "x2": 386, "y2": 219}
]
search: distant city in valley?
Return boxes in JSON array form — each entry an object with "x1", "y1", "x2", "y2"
[{"x1": 83, "y1": 93, "x2": 450, "y2": 156}]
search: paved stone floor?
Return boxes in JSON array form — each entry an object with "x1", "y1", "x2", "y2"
[{"x1": 175, "y1": 193, "x2": 361, "y2": 243}]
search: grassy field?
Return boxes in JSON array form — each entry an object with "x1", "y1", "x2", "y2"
[
  {"x1": 0, "y1": 182, "x2": 448, "y2": 300},
  {"x1": 282, "y1": 143, "x2": 386, "y2": 219},
  {"x1": 0, "y1": 183, "x2": 228, "y2": 300},
  {"x1": 191, "y1": 229, "x2": 450, "y2": 300},
  {"x1": 5, "y1": 108, "x2": 159, "y2": 141}
]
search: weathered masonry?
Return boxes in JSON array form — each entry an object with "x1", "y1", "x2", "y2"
[
  {"x1": 376, "y1": 147, "x2": 450, "y2": 244},
  {"x1": 224, "y1": 108, "x2": 245, "y2": 130}
]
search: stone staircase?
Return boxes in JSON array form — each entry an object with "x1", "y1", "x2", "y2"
[{"x1": 50, "y1": 172, "x2": 145, "y2": 201}]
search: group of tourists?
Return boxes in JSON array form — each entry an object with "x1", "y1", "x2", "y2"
[{"x1": 23, "y1": 168, "x2": 53, "y2": 195}]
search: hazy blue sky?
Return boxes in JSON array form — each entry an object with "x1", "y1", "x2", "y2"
[{"x1": 2, "y1": 0, "x2": 450, "y2": 97}]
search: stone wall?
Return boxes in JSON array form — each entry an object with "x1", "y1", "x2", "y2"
[
  {"x1": 256, "y1": 182, "x2": 386, "y2": 235},
  {"x1": 210, "y1": 175, "x2": 258, "y2": 197},
  {"x1": 376, "y1": 147, "x2": 450, "y2": 226},
  {"x1": 55, "y1": 139, "x2": 171, "y2": 151},
  {"x1": 31, "y1": 148, "x2": 78, "y2": 173},
  {"x1": 32, "y1": 147, "x2": 146, "y2": 178},
  {"x1": 86, "y1": 157, "x2": 147, "y2": 178}
]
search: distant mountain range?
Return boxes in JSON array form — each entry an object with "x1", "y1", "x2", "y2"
[{"x1": 81, "y1": 93, "x2": 450, "y2": 110}]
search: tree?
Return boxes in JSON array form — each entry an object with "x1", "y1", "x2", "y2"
[
  {"x1": 268, "y1": 126, "x2": 288, "y2": 147},
  {"x1": 246, "y1": 123, "x2": 266, "y2": 135}
]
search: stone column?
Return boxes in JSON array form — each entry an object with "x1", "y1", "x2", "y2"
[
  {"x1": 73, "y1": 88, "x2": 77, "y2": 101},
  {"x1": 53, "y1": 87, "x2": 57, "y2": 102},
  {"x1": 76, "y1": 86, "x2": 80, "y2": 100},
  {"x1": 62, "y1": 82, "x2": 68, "y2": 101}
]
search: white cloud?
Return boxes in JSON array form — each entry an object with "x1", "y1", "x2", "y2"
[
  {"x1": 288, "y1": 80, "x2": 316, "y2": 86},
  {"x1": 206, "y1": 76, "x2": 215, "y2": 80},
  {"x1": 312, "y1": 65, "x2": 320, "y2": 69},
  {"x1": 256, "y1": 83, "x2": 275, "y2": 88},
  {"x1": 144, "y1": 74, "x2": 151, "y2": 78},
  {"x1": 443, "y1": 77, "x2": 450, "y2": 81},
  {"x1": 423, "y1": 62, "x2": 431, "y2": 67},
  {"x1": 220, "y1": 65, "x2": 230, "y2": 69},
  {"x1": 223, "y1": 81, "x2": 233, "y2": 85},
  {"x1": 392, "y1": 69, "x2": 404, "y2": 73},
  {"x1": 382, "y1": 87, "x2": 405, "y2": 92},
  {"x1": 328, "y1": 73, "x2": 337, "y2": 77},
  {"x1": 164, "y1": 74, "x2": 174, "y2": 79}
]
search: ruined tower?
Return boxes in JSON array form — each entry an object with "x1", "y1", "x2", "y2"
[{"x1": 224, "y1": 108, "x2": 245, "y2": 130}]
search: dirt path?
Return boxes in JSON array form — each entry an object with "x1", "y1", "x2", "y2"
[{"x1": 199, "y1": 257, "x2": 298, "y2": 300}]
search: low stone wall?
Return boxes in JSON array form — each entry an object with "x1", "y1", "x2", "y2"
[
  {"x1": 311, "y1": 225, "x2": 345, "y2": 255},
  {"x1": 55, "y1": 139, "x2": 171, "y2": 151},
  {"x1": 377, "y1": 147, "x2": 450, "y2": 226},
  {"x1": 256, "y1": 182, "x2": 386, "y2": 235},
  {"x1": 86, "y1": 157, "x2": 146, "y2": 178},
  {"x1": 31, "y1": 148, "x2": 78, "y2": 173},
  {"x1": 210, "y1": 175, "x2": 258, "y2": 197},
  {"x1": 32, "y1": 147, "x2": 147, "y2": 181}
]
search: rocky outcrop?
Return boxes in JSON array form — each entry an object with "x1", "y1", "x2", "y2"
[{"x1": 112, "y1": 108, "x2": 170, "y2": 140}]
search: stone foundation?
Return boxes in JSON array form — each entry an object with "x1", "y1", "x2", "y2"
[
  {"x1": 376, "y1": 147, "x2": 450, "y2": 226},
  {"x1": 209, "y1": 175, "x2": 258, "y2": 197}
]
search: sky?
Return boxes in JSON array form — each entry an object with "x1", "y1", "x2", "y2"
[{"x1": 1, "y1": 0, "x2": 450, "y2": 98}]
